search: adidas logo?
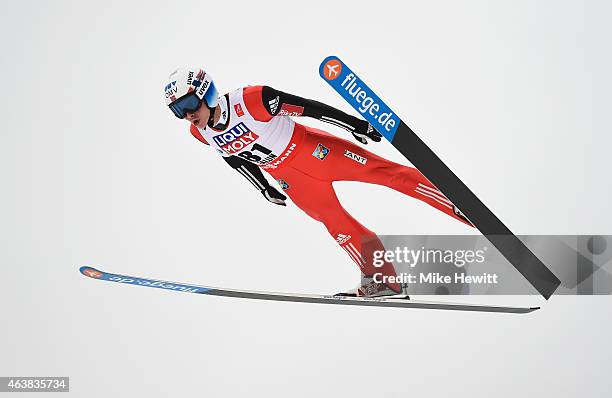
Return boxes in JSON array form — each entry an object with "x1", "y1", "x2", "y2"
[
  {"x1": 335, "y1": 233, "x2": 351, "y2": 245},
  {"x1": 269, "y1": 96, "x2": 279, "y2": 114}
]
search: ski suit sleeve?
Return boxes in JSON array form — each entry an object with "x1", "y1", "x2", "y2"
[
  {"x1": 222, "y1": 155, "x2": 287, "y2": 206},
  {"x1": 222, "y1": 155, "x2": 269, "y2": 190},
  {"x1": 242, "y1": 85, "x2": 381, "y2": 144}
]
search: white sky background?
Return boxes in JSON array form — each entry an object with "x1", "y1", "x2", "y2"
[{"x1": 1, "y1": 0, "x2": 611, "y2": 396}]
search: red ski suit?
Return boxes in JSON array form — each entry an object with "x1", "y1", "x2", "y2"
[
  {"x1": 190, "y1": 86, "x2": 473, "y2": 292},
  {"x1": 266, "y1": 124, "x2": 472, "y2": 291}
]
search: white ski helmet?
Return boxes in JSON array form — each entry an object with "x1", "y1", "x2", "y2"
[{"x1": 164, "y1": 67, "x2": 219, "y2": 119}]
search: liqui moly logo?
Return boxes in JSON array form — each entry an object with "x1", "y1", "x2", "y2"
[{"x1": 212, "y1": 122, "x2": 259, "y2": 155}]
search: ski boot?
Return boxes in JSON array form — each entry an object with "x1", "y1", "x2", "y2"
[{"x1": 335, "y1": 277, "x2": 409, "y2": 298}]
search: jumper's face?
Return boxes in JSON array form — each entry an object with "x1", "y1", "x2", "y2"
[{"x1": 185, "y1": 103, "x2": 210, "y2": 129}]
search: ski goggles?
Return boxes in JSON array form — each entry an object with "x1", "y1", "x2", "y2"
[
  {"x1": 168, "y1": 81, "x2": 219, "y2": 119},
  {"x1": 168, "y1": 92, "x2": 203, "y2": 119}
]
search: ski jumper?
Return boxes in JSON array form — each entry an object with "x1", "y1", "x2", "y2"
[{"x1": 190, "y1": 86, "x2": 473, "y2": 292}]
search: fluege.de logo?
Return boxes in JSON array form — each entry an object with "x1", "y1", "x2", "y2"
[
  {"x1": 83, "y1": 268, "x2": 102, "y2": 278},
  {"x1": 322, "y1": 59, "x2": 342, "y2": 80},
  {"x1": 319, "y1": 56, "x2": 401, "y2": 141}
]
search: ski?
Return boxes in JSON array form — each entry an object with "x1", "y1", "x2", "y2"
[
  {"x1": 319, "y1": 56, "x2": 561, "y2": 299},
  {"x1": 80, "y1": 266, "x2": 539, "y2": 314}
]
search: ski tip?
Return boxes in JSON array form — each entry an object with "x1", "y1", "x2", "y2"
[
  {"x1": 529, "y1": 307, "x2": 541, "y2": 312},
  {"x1": 319, "y1": 55, "x2": 342, "y2": 78},
  {"x1": 79, "y1": 266, "x2": 103, "y2": 279}
]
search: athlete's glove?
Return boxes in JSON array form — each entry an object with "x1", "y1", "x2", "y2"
[
  {"x1": 262, "y1": 185, "x2": 287, "y2": 206},
  {"x1": 351, "y1": 122, "x2": 382, "y2": 145}
]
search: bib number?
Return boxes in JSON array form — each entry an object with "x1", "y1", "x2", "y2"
[{"x1": 238, "y1": 143, "x2": 277, "y2": 164}]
